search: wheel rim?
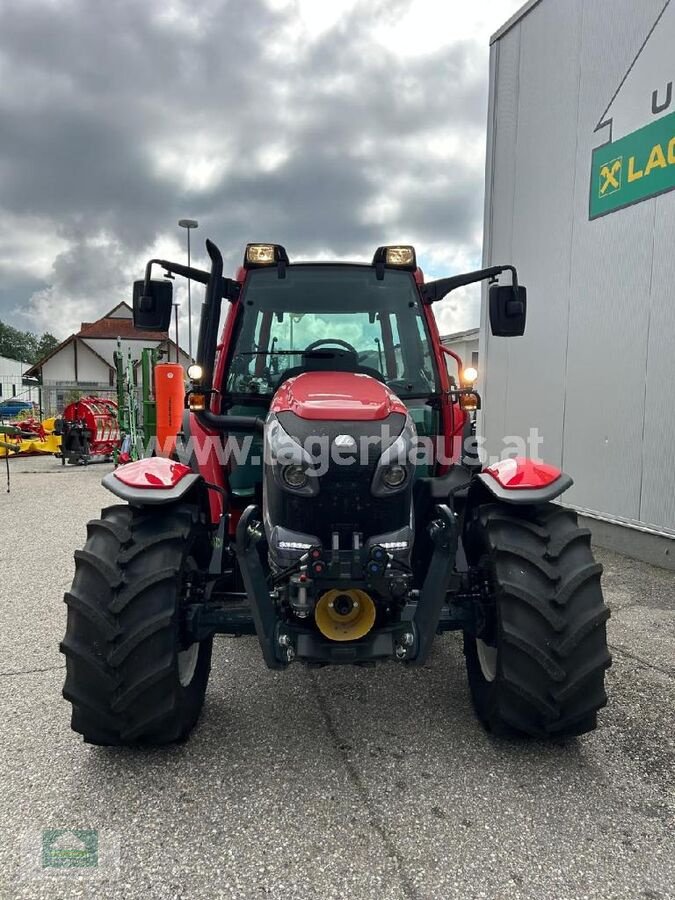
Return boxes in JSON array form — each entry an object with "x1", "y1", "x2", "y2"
[
  {"x1": 476, "y1": 639, "x2": 498, "y2": 682},
  {"x1": 178, "y1": 643, "x2": 199, "y2": 687}
]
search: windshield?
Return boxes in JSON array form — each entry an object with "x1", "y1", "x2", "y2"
[{"x1": 226, "y1": 265, "x2": 439, "y2": 397}]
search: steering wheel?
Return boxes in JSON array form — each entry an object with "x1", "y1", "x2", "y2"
[
  {"x1": 303, "y1": 337, "x2": 386, "y2": 383},
  {"x1": 274, "y1": 336, "x2": 387, "y2": 388},
  {"x1": 304, "y1": 338, "x2": 358, "y2": 355}
]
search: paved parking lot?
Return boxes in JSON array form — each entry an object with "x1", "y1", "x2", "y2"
[{"x1": 0, "y1": 457, "x2": 673, "y2": 900}]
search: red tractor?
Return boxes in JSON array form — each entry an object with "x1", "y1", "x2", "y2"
[{"x1": 61, "y1": 241, "x2": 611, "y2": 745}]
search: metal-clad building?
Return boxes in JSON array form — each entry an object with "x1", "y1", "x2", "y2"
[
  {"x1": 480, "y1": 0, "x2": 675, "y2": 565},
  {"x1": 441, "y1": 329, "x2": 480, "y2": 372},
  {"x1": 0, "y1": 355, "x2": 36, "y2": 407}
]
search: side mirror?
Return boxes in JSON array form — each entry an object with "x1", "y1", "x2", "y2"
[
  {"x1": 132, "y1": 279, "x2": 173, "y2": 330},
  {"x1": 489, "y1": 283, "x2": 526, "y2": 337}
]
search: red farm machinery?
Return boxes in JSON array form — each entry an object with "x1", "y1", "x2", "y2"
[
  {"x1": 61, "y1": 241, "x2": 611, "y2": 745},
  {"x1": 55, "y1": 397, "x2": 120, "y2": 465}
]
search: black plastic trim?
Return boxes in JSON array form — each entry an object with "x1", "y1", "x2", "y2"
[{"x1": 194, "y1": 410, "x2": 264, "y2": 433}]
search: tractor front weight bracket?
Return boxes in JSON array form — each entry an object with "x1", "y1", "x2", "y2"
[
  {"x1": 235, "y1": 505, "x2": 288, "y2": 670},
  {"x1": 410, "y1": 504, "x2": 459, "y2": 665}
]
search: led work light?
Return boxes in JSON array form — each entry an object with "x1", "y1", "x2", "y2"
[
  {"x1": 371, "y1": 245, "x2": 417, "y2": 270},
  {"x1": 244, "y1": 243, "x2": 290, "y2": 268}
]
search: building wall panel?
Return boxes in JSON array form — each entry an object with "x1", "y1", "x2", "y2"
[
  {"x1": 562, "y1": 0, "x2": 666, "y2": 521},
  {"x1": 639, "y1": 194, "x2": 675, "y2": 533},
  {"x1": 480, "y1": 29, "x2": 521, "y2": 454},
  {"x1": 502, "y1": 0, "x2": 583, "y2": 467},
  {"x1": 483, "y1": 0, "x2": 675, "y2": 535}
]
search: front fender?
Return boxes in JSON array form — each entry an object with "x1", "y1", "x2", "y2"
[
  {"x1": 474, "y1": 457, "x2": 573, "y2": 505},
  {"x1": 102, "y1": 457, "x2": 203, "y2": 506}
]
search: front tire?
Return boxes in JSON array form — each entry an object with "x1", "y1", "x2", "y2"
[
  {"x1": 61, "y1": 503, "x2": 213, "y2": 745},
  {"x1": 463, "y1": 502, "x2": 611, "y2": 738}
]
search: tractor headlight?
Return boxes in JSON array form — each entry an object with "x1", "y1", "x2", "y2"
[
  {"x1": 382, "y1": 464, "x2": 406, "y2": 488},
  {"x1": 187, "y1": 364, "x2": 203, "y2": 381},
  {"x1": 281, "y1": 464, "x2": 308, "y2": 489},
  {"x1": 462, "y1": 366, "x2": 478, "y2": 386},
  {"x1": 265, "y1": 414, "x2": 319, "y2": 496},
  {"x1": 372, "y1": 416, "x2": 417, "y2": 496}
]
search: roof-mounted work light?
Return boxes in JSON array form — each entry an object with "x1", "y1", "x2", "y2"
[
  {"x1": 244, "y1": 243, "x2": 290, "y2": 269},
  {"x1": 372, "y1": 245, "x2": 417, "y2": 270}
]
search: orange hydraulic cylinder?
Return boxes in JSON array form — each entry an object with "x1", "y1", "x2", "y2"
[{"x1": 154, "y1": 363, "x2": 185, "y2": 457}]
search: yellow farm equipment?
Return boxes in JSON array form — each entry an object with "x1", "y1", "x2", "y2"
[{"x1": 0, "y1": 417, "x2": 61, "y2": 458}]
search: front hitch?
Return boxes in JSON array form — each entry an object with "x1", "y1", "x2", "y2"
[{"x1": 235, "y1": 503, "x2": 459, "y2": 669}]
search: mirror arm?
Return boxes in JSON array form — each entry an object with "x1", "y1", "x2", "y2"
[
  {"x1": 421, "y1": 264, "x2": 519, "y2": 303},
  {"x1": 143, "y1": 258, "x2": 239, "y2": 301},
  {"x1": 502, "y1": 264, "x2": 518, "y2": 292}
]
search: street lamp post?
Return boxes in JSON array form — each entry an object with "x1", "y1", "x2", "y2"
[
  {"x1": 173, "y1": 303, "x2": 180, "y2": 364},
  {"x1": 178, "y1": 218, "x2": 199, "y2": 360}
]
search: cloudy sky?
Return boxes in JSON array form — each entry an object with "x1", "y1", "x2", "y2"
[{"x1": 0, "y1": 0, "x2": 522, "y2": 346}]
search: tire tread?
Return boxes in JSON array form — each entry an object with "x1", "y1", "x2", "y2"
[
  {"x1": 464, "y1": 502, "x2": 611, "y2": 739},
  {"x1": 61, "y1": 504, "x2": 212, "y2": 746}
]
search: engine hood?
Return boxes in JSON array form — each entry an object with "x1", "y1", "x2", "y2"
[{"x1": 270, "y1": 371, "x2": 407, "y2": 421}]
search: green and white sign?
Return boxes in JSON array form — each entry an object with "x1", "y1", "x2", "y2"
[
  {"x1": 590, "y1": 0, "x2": 675, "y2": 220},
  {"x1": 590, "y1": 111, "x2": 675, "y2": 218}
]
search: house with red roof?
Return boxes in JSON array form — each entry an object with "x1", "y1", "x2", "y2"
[{"x1": 25, "y1": 302, "x2": 190, "y2": 412}]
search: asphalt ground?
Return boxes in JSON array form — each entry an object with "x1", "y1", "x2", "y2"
[{"x1": 0, "y1": 456, "x2": 673, "y2": 900}]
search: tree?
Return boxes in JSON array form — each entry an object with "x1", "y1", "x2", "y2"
[
  {"x1": 0, "y1": 322, "x2": 34, "y2": 362},
  {"x1": 35, "y1": 332, "x2": 60, "y2": 361},
  {"x1": 0, "y1": 322, "x2": 60, "y2": 364}
]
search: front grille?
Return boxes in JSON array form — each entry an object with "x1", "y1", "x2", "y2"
[
  {"x1": 273, "y1": 410, "x2": 409, "y2": 545},
  {"x1": 284, "y1": 480, "x2": 407, "y2": 546}
]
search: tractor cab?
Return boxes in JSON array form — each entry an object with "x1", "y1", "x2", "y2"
[
  {"x1": 219, "y1": 257, "x2": 445, "y2": 498},
  {"x1": 224, "y1": 262, "x2": 437, "y2": 397}
]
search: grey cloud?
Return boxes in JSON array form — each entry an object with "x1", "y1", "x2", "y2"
[{"x1": 0, "y1": 0, "x2": 495, "y2": 337}]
